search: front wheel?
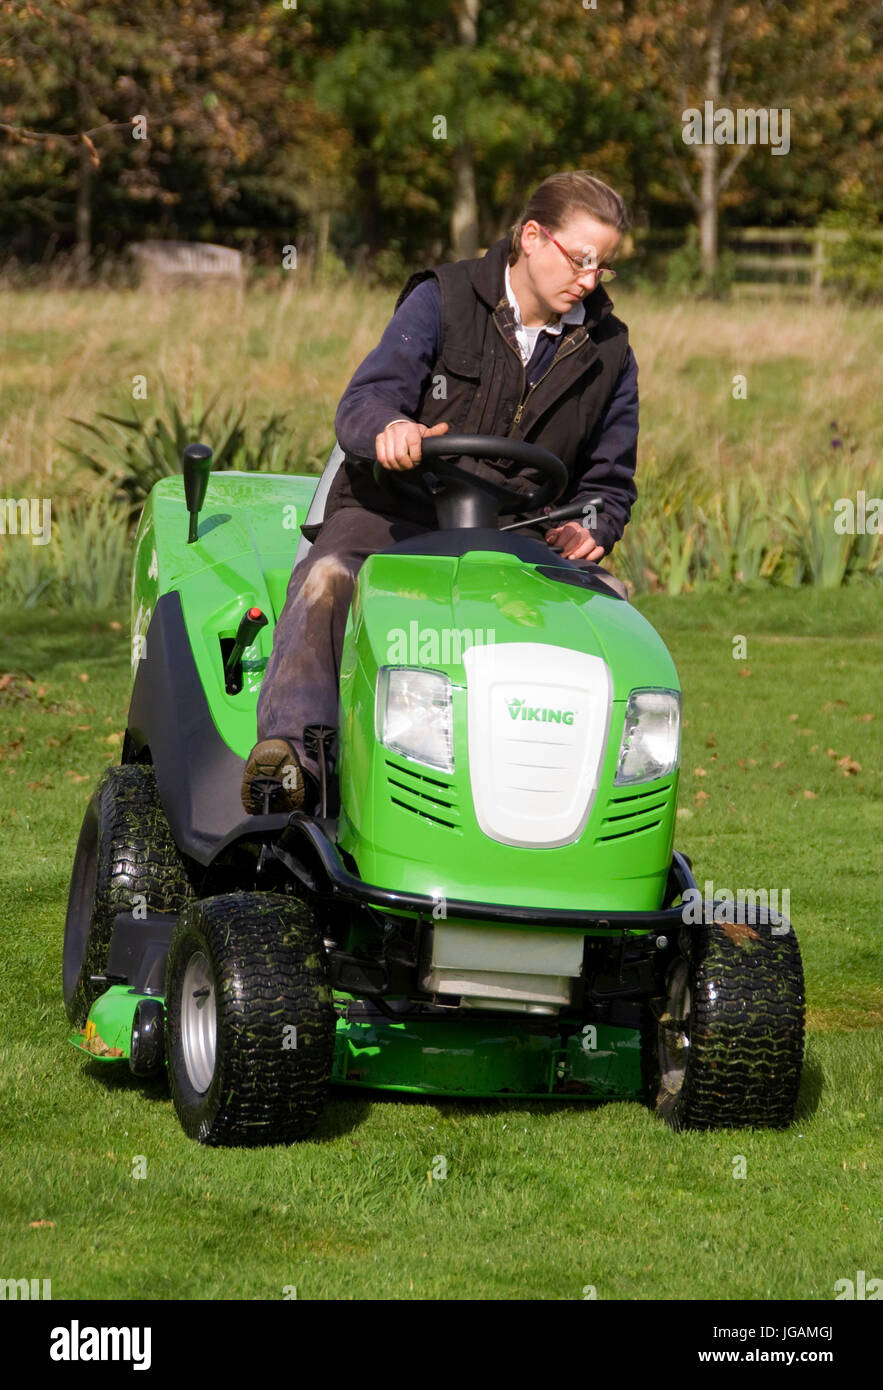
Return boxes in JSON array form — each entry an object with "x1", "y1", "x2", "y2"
[
  {"x1": 165, "y1": 893, "x2": 334, "y2": 1146},
  {"x1": 647, "y1": 905, "x2": 805, "y2": 1129}
]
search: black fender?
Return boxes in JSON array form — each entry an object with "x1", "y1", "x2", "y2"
[{"x1": 125, "y1": 590, "x2": 289, "y2": 865}]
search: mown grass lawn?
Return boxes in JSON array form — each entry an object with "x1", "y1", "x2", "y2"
[{"x1": 0, "y1": 590, "x2": 880, "y2": 1301}]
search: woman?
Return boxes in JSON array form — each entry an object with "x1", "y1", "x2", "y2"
[{"x1": 242, "y1": 170, "x2": 639, "y2": 815}]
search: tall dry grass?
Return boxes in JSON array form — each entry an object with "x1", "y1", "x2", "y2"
[
  {"x1": 0, "y1": 276, "x2": 880, "y2": 599},
  {"x1": 0, "y1": 276, "x2": 880, "y2": 499}
]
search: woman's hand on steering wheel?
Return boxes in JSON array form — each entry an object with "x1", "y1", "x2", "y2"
[{"x1": 375, "y1": 419, "x2": 450, "y2": 471}]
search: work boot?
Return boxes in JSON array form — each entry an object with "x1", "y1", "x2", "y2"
[{"x1": 241, "y1": 737, "x2": 308, "y2": 815}]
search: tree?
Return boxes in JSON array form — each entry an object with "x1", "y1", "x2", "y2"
[
  {"x1": 600, "y1": 0, "x2": 883, "y2": 276},
  {"x1": 0, "y1": 1, "x2": 347, "y2": 270}
]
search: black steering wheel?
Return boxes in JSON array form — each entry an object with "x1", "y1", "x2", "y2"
[{"x1": 372, "y1": 433, "x2": 568, "y2": 527}]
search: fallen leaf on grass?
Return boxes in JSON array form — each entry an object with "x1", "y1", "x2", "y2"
[
  {"x1": 771, "y1": 760, "x2": 786, "y2": 769},
  {"x1": 858, "y1": 713, "x2": 874, "y2": 722},
  {"x1": 77, "y1": 1030, "x2": 123, "y2": 1057},
  {"x1": 78, "y1": 673, "x2": 89, "y2": 683},
  {"x1": 823, "y1": 699, "x2": 847, "y2": 711},
  {"x1": 693, "y1": 766, "x2": 707, "y2": 777},
  {"x1": 29, "y1": 1220, "x2": 55, "y2": 1228},
  {"x1": 704, "y1": 735, "x2": 717, "y2": 748},
  {"x1": 105, "y1": 732, "x2": 122, "y2": 745},
  {"x1": 837, "y1": 756, "x2": 861, "y2": 776},
  {"x1": 797, "y1": 728, "x2": 813, "y2": 737},
  {"x1": 803, "y1": 789, "x2": 818, "y2": 799},
  {"x1": 108, "y1": 620, "x2": 122, "y2": 631},
  {"x1": 738, "y1": 667, "x2": 751, "y2": 678},
  {"x1": 694, "y1": 790, "x2": 709, "y2": 805},
  {"x1": 788, "y1": 713, "x2": 799, "y2": 722},
  {"x1": 65, "y1": 771, "x2": 89, "y2": 783}
]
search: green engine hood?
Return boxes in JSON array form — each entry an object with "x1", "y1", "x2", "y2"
[
  {"x1": 350, "y1": 549, "x2": 678, "y2": 696},
  {"x1": 338, "y1": 546, "x2": 681, "y2": 913}
]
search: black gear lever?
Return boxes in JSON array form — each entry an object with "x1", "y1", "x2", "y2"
[
  {"x1": 500, "y1": 496, "x2": 605, "y2": 532},
  {"x1": 224, "y1": 607, "x2": 268, "y2": 694}
]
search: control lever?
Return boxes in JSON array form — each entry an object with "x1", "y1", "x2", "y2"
[
  {"x1": 500, "y1": 495, "x2": 605, "y2": 533},
  {"x1": 224, "y1": 607, "x2": 268, "y2": 693},
  {"x1": 182, "y1": 442, "x2": 213, "y2": 544}
]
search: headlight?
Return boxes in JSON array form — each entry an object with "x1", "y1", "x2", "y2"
[
  {"x1": 615, "y1": 688, "x2": 680, "y2": 785},
  {"x1": 376, "y1": 667, "x2": 454, "y2": 772}
]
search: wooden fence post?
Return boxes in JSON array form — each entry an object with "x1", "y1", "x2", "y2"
[{"x1": 810, "y1": 230, "x2": 826, "y2": 297}]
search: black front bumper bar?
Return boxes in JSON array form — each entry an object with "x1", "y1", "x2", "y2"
[{"x1": 276, "y1": 814, "x2": 696, "y2": 933}]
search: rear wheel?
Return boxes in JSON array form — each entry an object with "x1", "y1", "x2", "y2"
[
  {"x1": 165, "y1": 893, "x2": 334, "y2": 1146},
  {"x1": 63, "y1": 764, "x2": 194, "y2": 1026},
  {"x1": 648, "y1": 905, "x2": 805, "y2": 1129}
]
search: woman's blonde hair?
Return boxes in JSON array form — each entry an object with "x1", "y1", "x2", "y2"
[{"x1": 508, "y1": 171, "x2": 630, "y2": 264}]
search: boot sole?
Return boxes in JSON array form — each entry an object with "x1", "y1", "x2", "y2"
[{"x1": 241, "y1": 738, "x2": 305, "y2": 815}]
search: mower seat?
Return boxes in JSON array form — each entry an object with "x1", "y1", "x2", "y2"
[{"x1": 292, "y1": 442, "x2": 345, "y2": 567}]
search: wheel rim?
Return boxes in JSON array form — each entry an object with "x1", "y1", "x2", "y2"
[
  {"x1": 181, "y1": 952, "x2": 217, "y2": 1094},
  {"x1": 658, "y1": 958, "x2": 691, "y2": 1100}
]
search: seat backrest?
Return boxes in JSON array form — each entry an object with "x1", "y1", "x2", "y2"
[{"x1": 292, "y1": 442, "x2": 346, "y2": 567}]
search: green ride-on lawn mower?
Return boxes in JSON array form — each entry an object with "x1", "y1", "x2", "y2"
[{"x1": 64, "y1": 435, "x2": 805, "y2": 1145}]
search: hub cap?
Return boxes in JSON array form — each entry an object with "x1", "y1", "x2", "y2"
[{"x1": 181, "y1": 952, "x2": 217, "y2": 1094}]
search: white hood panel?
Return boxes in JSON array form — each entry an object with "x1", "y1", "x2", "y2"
[{"x1": 462, "y1": 641, "x2": 612, "y2": 847}]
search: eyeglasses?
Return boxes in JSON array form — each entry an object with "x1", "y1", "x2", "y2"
[{"x1": 535, "y1": 222, "x2": 617, "y2": 282}]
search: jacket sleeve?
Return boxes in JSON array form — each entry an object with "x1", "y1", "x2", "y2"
[
  {"x1": 334, "y1": 279, "x2": 442, "y2": 459},
  {"x1": 566, "y1": 345, "x2": 639, "y2": 554}
]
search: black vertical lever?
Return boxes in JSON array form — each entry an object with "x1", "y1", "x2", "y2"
[
  {"x1": 182, "y1": 442, "x2": 213, "y2": 544},
  {"x1": 224, "y1": 606, "x2": 268, "y2": 692}
]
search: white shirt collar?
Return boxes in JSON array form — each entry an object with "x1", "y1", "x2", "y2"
[{"x1": 504, "y1": 261, "x2": 586, "y2": 363}]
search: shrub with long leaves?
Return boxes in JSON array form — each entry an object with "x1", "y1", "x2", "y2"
[
  {"x1": 60, "y1": 380, "x2": 306, "y2": 515},
  {"x1": 0, "y1": 496, "x2": 131, "y2": 608}
]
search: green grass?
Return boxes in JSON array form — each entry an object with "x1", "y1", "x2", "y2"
[{"x1": 0, "y1": 593, "x2": 880, "y2": 1300}]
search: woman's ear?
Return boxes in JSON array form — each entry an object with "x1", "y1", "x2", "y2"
[{"x1": 520, "y1": 221, "x2": 540, "y2": 258}]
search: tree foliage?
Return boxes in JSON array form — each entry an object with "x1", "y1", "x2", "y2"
[{"x1": 0, "y1": 0, "x2": 879, "y2": 272}]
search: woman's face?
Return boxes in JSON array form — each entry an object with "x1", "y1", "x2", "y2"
[{"x1": 518, "y1": 212, "x2": 622, "y2": 318}]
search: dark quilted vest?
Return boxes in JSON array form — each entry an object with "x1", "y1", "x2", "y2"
[{"x1": 325, "y1": 236, "x2": 631, "y2": 526}]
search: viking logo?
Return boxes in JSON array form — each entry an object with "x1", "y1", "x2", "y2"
[{"x1": 505, "y1": 697, "x2": 575, "y2": 725}]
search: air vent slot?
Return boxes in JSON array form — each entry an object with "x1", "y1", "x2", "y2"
[
  {"x1": 596, "y1": 818, "x2": 663, "y2": 843},
  {"x1": 385, "y1": 759, "x2": 460, "y2": 830},
  {"x1": 602, "y1": 797, "x2": 668, "y2": 824},
  {"x1": 595, "y1": 782, "x2": 674, "y2": 843},
  {"x1": 608, "y1": 782, "x2": 673, "y2": 805},
  {"x1": 389, "y1": 797, "x2": 457, "y2": 829}
]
